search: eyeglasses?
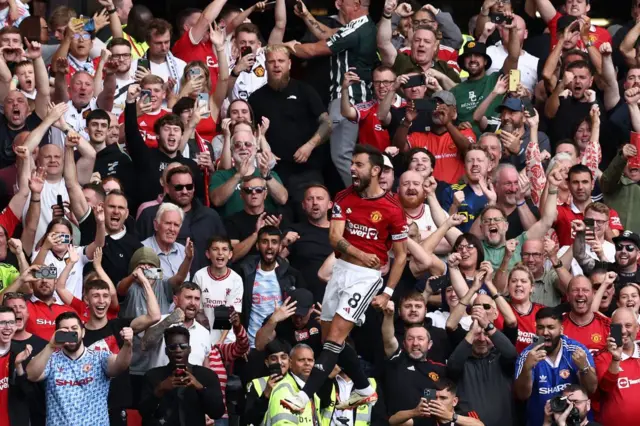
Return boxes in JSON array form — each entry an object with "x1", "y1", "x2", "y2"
[
  {"x1": 482, "y1": 217, "x2": 506, "y2": 225},
  {"x1": 233, "y1": 141, "x2": 254, "y2": 150},
  {"x1": 0, "y1": 320, "x2": 16, "y2": 328},
  {"x1": 412, "y1": 19, "x2": 436, "y2": 26},
  {"x1": 2, "y1": 292, "x2": 27, "y2": 302},
  {"x1": 72, "y1": 33, "x2": 91, "y2": 40},
  {"x1": 173, "y1": 184, "x2": 194, "y2": 192},
  {"x1": 522, "y1": 252, "x2": 543, "y2": 259},
  {"x1": 111, "y1": 53, "x2": 131, "y2": 60},
  {"x1": 616, "y1": 243, "x2": 637, "y2": 252},
  {"x1": 167, "y1": 343, "x2": 190, "y2": 351},
  {"x1": 473, "y1": 303, "x2": 492, "y2": 310},
  {"x1": 456, "y1": 243, "x2": 475, "y2": 252},
  {"x1": 588, "y1": 219, "x2": 607, "y2": 226},
  {"x1": 242, "y1": 186, "x2": 266, "y2": 195},
  {"x1": 373, "y1": 80, "x2": 394, "y2": 86}
]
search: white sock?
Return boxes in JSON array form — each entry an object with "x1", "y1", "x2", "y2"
[{"x1": 354, "y1": 385, "x2": 374, "y2": 396}]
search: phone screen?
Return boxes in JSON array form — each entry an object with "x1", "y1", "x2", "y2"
[
  {"x1": 137, "y1": 59, "x2": 150, "y2": 71},
  {"x1": 611, "y1": 323, "x2": 623, "y2": 346}
]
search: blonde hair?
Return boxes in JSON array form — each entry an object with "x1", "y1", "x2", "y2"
[
  {"x1": 265, "y1": 44, "x2": 291, "y2": 58},
  {"x1": 508, "y1": 263, "x2": 535, "y2": 287}
]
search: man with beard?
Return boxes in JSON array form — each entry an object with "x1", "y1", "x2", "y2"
[
  {"x1": 542, "y1": 385, "x2": 601, "y2": 426},
  {"x1": 137, "y1": 19, "x2": 186, "y2": 89},
  {"x1": 234, "y1": 226, "x2": 307, "y2": 348},
  {"x1": 341, "y1": 65, "x2": 399, "y2": 152},
  {"x1": 124, "y1": 84, "x2": 204, "y2": 208},
  {"x1": 286, "y1": 184, "x2": 333, "y2": 303},
  {"x1": 396, "y1": 90, "x2": 475, "y2": 185},
  {"x1": 249, "y1": 45, "x2": 331, "y2": 216},
  {"x1": 26, "y1": 311, "x2": 133, "y2": 426},
  {"x1": 594, "y1": 307, "x2": 640, "y2": 426},
  {"x1": 382, "y1": 324, "x2": 447, "y2": 426},
  {"x1": 83, "y1": 279, "x2": 160, "y2": 425},
  {"x1": 85, "y1": 109, "x2": 134, "y2": 193},
  {"x1": 210, "y1": 123, "x2": 288, "y2": 218},
  {"x1": 515, "y1": 307, "x2": 596, "y2": 426},
  {"x1": 280, "y1": 144, "x2": 407, "y2": 413},
  {"x1": 224, "y1": 176, "x2": 285, "y2": 262},
  {"x1": 136, "y1": 166, "x2": 224, "y2": 274},
  {"x1": 451, "y1": 15, "x2": 521, "y2": 136},
  {"x1": 447, "y1": 318, "x2": 517, "y2": 426},
  {"x1": 609, "y1": 232, "x2": 640, "y2": 284}
]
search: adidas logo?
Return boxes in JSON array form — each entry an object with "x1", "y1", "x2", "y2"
[
  {"x1": 314, "y1": 364, "x2": 325, "y2": 371},
  {"x1": 203, "y1": 288, "x2": 209, "y2": 293},
  {"x1": 540, "y1": 375, "x2": 547, "y2": 382},
  {"x1": 140, "y1": 121, "x2": 147, "y2": 126}
]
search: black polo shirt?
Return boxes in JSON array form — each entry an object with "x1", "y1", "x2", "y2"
[
  {"x1": 249, "y1": 79, "x2": 327, "y2": 180},
  {"x1": 0, "y1": 113, "x2": 48, "y2": 168},
  {"x1": 385, "y1": 348, "x2": 446, "y2": 426}
]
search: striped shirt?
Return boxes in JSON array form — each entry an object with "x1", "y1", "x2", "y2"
[
  {"x1": 326, "y1": 15, "x2": 377, "y2": 104},
  {"x1": 207, "y1": 326, "x2": 250, "y2": 418}
]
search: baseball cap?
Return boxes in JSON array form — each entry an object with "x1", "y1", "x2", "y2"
[
  {"x1": 496, "y1": 97, "x2": 523, "y2": 113},
  {"x1": 457, "y1": 41, "x2": 492, "y2": 72},
  {"x1": 431, "y1": 90, "x2": 456, "y2": 106},
  {"x1": 129, "y1": 247, "x2": 161, "y2": 275},
  {"x1": 383, "y1": 154, "x2": 394, "y2": 169},
  {"x1": 613, "y1": 231, "x2": 640, "y2": 249},
  {"x1": 289, "y1": 288, "x2": 314, "y2": 316}
]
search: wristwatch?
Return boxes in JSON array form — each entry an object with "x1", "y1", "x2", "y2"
[
  {"x1": 263, "y1": 173, "x2": 273, "y2": 181},
  {"x1": 484, "y1": 323, "x2": 495, "y2": 333},
  {"x1": 451, "y1": 413, "x2": 459, "y2": 423},
  {"x1": 552, "y1": 260, "x2": 563, "y2": 269}
]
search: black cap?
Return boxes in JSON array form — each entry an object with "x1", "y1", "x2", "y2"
[
  {"x1": 613, "y1": 230, "x2": 640, "y2": 249},
  {"x1": 289, "y1": 288, "x2": 314, "y2": 316},
  {"x1": 557, "y1": 15, "x2": 578, "y2": 33},
  {"x1": 457, "y1": 41, "x2": 492, "y2": 72}
]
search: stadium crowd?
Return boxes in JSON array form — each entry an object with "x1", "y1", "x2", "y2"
[{"x1": 0, "y1": 0, "x2": 638, "y2": 425}]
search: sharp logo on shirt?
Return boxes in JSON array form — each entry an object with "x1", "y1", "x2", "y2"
[
  {"x1": 374, "y1": 124, "x2": 383, "y2": 131},
  {"x1": 370, "y1": 211, "x2": 383, "y2": 223},
  {"x1": 539, "y1": 375, "x2": 547, "y2": 383},
  {"x1": 539, "y1": 383, "x2": 571, "y2": 395},
  {"x1": 346, "y1": 220, "x2": 379, "y2": 240},
  {"x1": 559, "y1": 369, "x2": 570, "y2": 379},
  {"x1": 55, "y1": 377, "x2": 94, "y2": 386},
  {"x1": 591, "y1": 333, "x2": 603, "y2": 344},
  {"x1": 618, "y1": 377, "x2": 640, "y2": 389},
  {"x1": 36, "y1": 319, "x2": 55, "y2": 325}
]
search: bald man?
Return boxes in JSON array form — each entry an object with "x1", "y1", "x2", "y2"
[{"x1": 522, "y1": 239, "x2": 571, "y2": 307}]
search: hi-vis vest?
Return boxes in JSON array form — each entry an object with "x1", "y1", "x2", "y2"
[
  {"x1": 321, "y1": 378, "x2": 376, "y2": 426},
  {"x1": 263, "y1": 373, "x2": 321, "y2": 426}
]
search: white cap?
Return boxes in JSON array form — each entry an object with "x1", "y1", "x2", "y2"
[{"x1": 383, "y1": 155, "x2": 394, "y2": 169}]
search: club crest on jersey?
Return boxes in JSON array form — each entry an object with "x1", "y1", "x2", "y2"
[
  {"x1": 559, "y1": 369, "x2": 570, "y2": 379},
  {"x1": 428, "y1": 372, "x2": 439, "y2": 381},
  {"x1": 254, "y1": 65, "x2": 265, "y2": 77},
  {"x1": 591, "y1": 333, "x2": 602, "y2": 344},
  {"x1": 83, "y1": 364, "x2": 93, "y2": 373},
  {"x1": 370, "y1": 211, "x2": 383, "y2": 223}
]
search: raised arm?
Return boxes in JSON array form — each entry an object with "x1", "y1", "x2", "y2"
[
  {"x1": 545, "y1": 69, "x2": 571, "y2": 119},
  {"x1": 167, "y1": 239, "x2": 194, "y2": 290},
  {"x1": 100, "y1": 0, "x2": 124, "y2": 39},
  {"x1": 293, "y1": 0, "x2": 339, "y2": 41},
  {"x1": 541, "y1": 33, "x2": 564, "y2": 93},
  {"x1": 257, "y1": 152, "x2": 288, "y2": 206},
  {"x1": 598, "y1": 43, "x2": 620, "y2": 111},
  {"x1": 210, "y1": 29, "x2": 229, "y2": 120},
  {"x1": 191, "y1": 0, "x2": 228, "y2": 44},
  {"x1": 268, "y1": 0, "x2": 287, "y2": 44},
  {"x1": 377, "y1": 0, "x2": 399, "y2": 67},
  {"x1": 21, "y1": 40, "x2": 51, "y2": 120},
  {"x1": 425, "y1": 178, "x2": 463, "y2": 245},
  {"x1": 427, "y1": 5, "x2": 462, "y2": 50},
  {"x1": 524, "y1": 167, "x2": 560, "y2": 240},
  {"x1": 620, "y1": 18, "x2": 640, "y2": 68},
  {"x1": 533, "y1": 0, "x2": 557, "y2": 23},
  {"x1": 255, "y1": 298, "x2": 296, "y2": 351},
  {"x1": 52, "y1": 58, "x2": 70, "y2": 104},
  {"x1": 446, "y1": 270, "x2": 482, "y2": 332},
  {"x1": 26, "y1": 338, "x2": 56, "y2": 382},
  {"x1": 473, "y1": 75, "x2": 507, "y2": 130},
  {"x1": 377, "y1": 75, "x2": 407, "y2": 125},
  {"x1": 141, "y1": 308, "x2": 185, "y2": 350},
  {"x1": 381, "y1": 301, "x2": 399, "y2": 358},
  {"x1": 501, "y1": 14, "x2": 521, "y2": 75},
  {"x1": 129, "y1": 271, "x2": 162, "y2": 334},
  {"x1": 96, "y1": 59, "x2": 117, "y2": 111},
  {"x1": 106, "y1": 328, "x2": 133, "y2": 377},
  {"x1": 580, "y1": 18, "x2": 602, "y2": 76},
  {"x1": 340, "y1": 72, "x2": 359, "y2": 121}
]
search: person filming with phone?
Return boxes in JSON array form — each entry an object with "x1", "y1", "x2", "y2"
[
  {"x1": 139, "y1": 326, "x2": 225, "y2": 426},
  {"x1": 26, "y1": 311, "x2": 134, "y2": 426}
]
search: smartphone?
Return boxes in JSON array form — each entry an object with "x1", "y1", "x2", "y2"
[
  {"x1": 143, "y1": 268, "x2": 163, "y2": 280},
  {"x1": 141, "y1": 89, "x2": 152, "y2": 104},
  {"x1": 268, "y1": 363, "x2": 282, "y2": 376},
  {"x1": 423, "y1": 388, "x2": 436, "y2": 401},
  {"x1": 71, "y1": 16, "x2": 89, "y2": 27},
  {"x1": 522, "y1": 98, "x2": 536, "y2": 116},
  {"x1": 59, "y1": 233, "x2": 71, "y2": 244},
  {"x1": 584, "y1": 218, "x2": 595, "y2": 235},
  {"x1": 241, "y1": 46, "x2": 252, "y2": 57},
  {"x1": 174, "y1": 364, "x2": 187, "y2": 377},
  {"x1": 83, "y1": 18, "x2": 96, "y2": 32},
  {"x1": 509, "y1": 69, "x2": 520, "y2": 92},
  {"x1": 57, "y1": 194, "x2": 64, "y2": 211},
  {"x1": 403, "y1": 74, "x2": 425, "y2": 88},
  {"x1": 532, "y1": 335, "x2": 543, "y2": 346},
  {"x1": 188, "y1": 68, "x2": 202, "y2": 78},
  {"x1": 489, "y1": 13, "x2": 513, "y2": 25},
  {"x1": 137, "y1": 58, "x2": 150, "y2": 71},
  {"x1": 198, "y1": 93, "x2": 211, "y2": 118},
  {"x1": 611, "y1": 323, "x2": 623, "y2": 346},
  {"x1": 212, "y1": 305, "x2": 232, "y2": 330},
  {"x1": 414, "y1": 98, "x2": 436, "y2": 112},
  {"x1": 55, "y1": 330, "x2": 78, "y2": 344},
  {"x1": 428, "y1": 276, "x2": 447, "y2": 293}
]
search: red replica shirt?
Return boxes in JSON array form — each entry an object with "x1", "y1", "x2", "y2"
[
  {"x1": 594, "y1": 348, "x2": 640, "y2": 426},
  {"x1": 512, "y1": 302, "x2": 544, "y2": 353},
  {"x1": 172, "y1": 29, "x2": 219, "y2": 90},
  {"x1": 0, "y1": 352, "x2": 9, "y2": 426},
  {"x1": 119, "y1": 109, "x2": 170, "y2": 149},
  {"x1": 554, "y1": 203, "x2": 624, "y2": 246},
  {"x1": 70, "y1": 297, "x2": 119, "y2": 323},
  {"x1": 407, "y1": 128, "x2": 476, "y2": 184},
  {"x1": 548, "y1": 12, "x2": 611, "y2": 50},
  {"x1": 354, "y1": 96, "x2": 404, "y2": 151},
  {"x1": 331, "y1": 187, "x2": 408, "y2": 265},
  {"x1": 562, "y1": 311, "x2": 610, "y2": 353},
  {"x1": 26, "y1": 298, "x2": 75, "y2": 341}
]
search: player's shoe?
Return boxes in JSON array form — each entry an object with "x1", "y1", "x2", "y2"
[
  {"x1": 335, "y1": 391, "x2": 378, "y2": 410},
  {"x1": 280, "y1": 393, "x2": 308, "y2": 413}
]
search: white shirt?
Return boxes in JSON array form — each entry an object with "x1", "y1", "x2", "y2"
[
  {"x1": 486, "y1": 42, "x2": 539, "y2": 92},
  {"x1": 22, "y1": 179, "x2": 69, "y2": 251},
  {"x1": 149, "y1": 315, "x2": 211, "y2": 368},
  {"x1": 31, "y1": 246, "x2": 90, "y2": 299},
  {"x1": 230, "y1": 49, "x2": 268, "y2": 101},
  {"x1": 132, "y1": 57, "x2": 187, "y2": 88},
  {"x1": 193, "y1": 267, "x2": 244, "y2": 344},
  {"x1": 558, "y1": 240, "x2": 616, "y2": 276},
  {"x1": 427, "y1": 311, "x2": 473, "y2": 331},
  {"x1": 113, "y1": 75, "x2": 136, "y2": 116},
  {"x1": 406, "y1": 204, "x2": 439, "y2": 241},
  {"x1": 63, "y1": 98, "x2": 99, "y2": 141}
]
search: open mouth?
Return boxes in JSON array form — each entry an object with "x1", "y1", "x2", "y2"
[
  {"x1": 575, "y1": 298, "x2": 587, "y2": 309},
  {"x1": 109, "y1": 216, "x2": 121, "y2": 227},
  {"x1": 351, "y1": 173, "x2": 360, "y2": 186},
  {"x1": 488, "y1": 225, "x2": 499, "y2": 236},
  {"x1": 95, "y1": 304, "x2": 107, "y2": 315}
]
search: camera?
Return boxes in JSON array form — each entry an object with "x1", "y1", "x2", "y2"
[
  {"x1": 549, "y1": 396, "x2": 581, "y2": 426},
  {"x1": 34, "y1": 266, "x2": 57, "y2": 279}
]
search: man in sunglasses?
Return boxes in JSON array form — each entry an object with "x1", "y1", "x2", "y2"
[
  {"x1": 224, "y1": 175, "x2": 287, "y2": 262},
  {"x1": 607, "y1": 231, "x2": 640, "y2": 285}
]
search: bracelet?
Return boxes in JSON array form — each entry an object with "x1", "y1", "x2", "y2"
[
  {"x1": 30, "y1": 198, "x2": 40, "y2": 203},
  {"x1": 548, "y1": 189, "x2": 558, "y2": 195},
  {"x1": 580, "y1": 365, "x2": 590, "y2": 373},
  {"x1": 491, "y1": 293, "x2": 501, "y2": 300},
  {"x1": 383, "y1": 13, "x2": 392, "y2": 19},
  {"x1": 516, "y1": 200, "x2": 526, "y2": 207},
  {"x1": 383, "y1": 287, "x2": 394, "y2": 297},
  {"x1": 107, "y1": 8, "x2": 117, "y2": 14},
  {"x1": 231, "y1": 69, "x2": 240, "y2": 78},
  {"x1": 499, "y1": 268, "x2": 507, "y2": 273},
  {"x1": 459, "y1": 301, "x2": 468, "y2": 307}
]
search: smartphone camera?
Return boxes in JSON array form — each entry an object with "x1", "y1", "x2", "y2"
[
  {"x1": 34, "y1": 266, "x2": 57, "y2": 279},
  {"x1": 268, "y1": 363, "x2": 282, "y2": 376},
  {"x1": 143, "y1": 268, "x2": 163, "y2": 281},
  {"x1": 241, "y1": 46, "x2": 252, "y2": 57},
  {"x1": 489, "y1": 13, "x2": 513, "y2": 25},
  {"x1": 423, "y1": 388, "x2": 436, "y2": 401},
  {"x1": 140, "y1": 89, "x2": 152, "y2": 104}
]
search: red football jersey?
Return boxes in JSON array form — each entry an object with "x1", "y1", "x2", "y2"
[
  {"x1": 172, "y1": 30, "x2": 219, "y2": 90},
  {"x1": 332, "y1": 187, "x2": 408, "y2": 265},
  {"x1": 512, "y1": 302, "x2": 544, "y2": 353},
  {"x1": 548, "y1": 12, "x2": 611, "y2": 50},
  {"x1": 119, "y1": 109, "x2": 170, "y2": 149},
  {"x1": 354, "y1": 96, "x2": 404, "y2": 151},
  {"x1": 594, "y1": 349, "x2": 640, "y2": 426},
  {"x1": 562, "y1": 311, "x2": 610, "y2": 353}
]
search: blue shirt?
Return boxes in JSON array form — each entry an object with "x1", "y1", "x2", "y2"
[
  {"x1": 515, "y1": 336, "x2": 594, "y2": 426},
  {"x1": 248, "y1": 268, "x2": 281, "y2": 347},
  {"x1": 44, "y1": 348, "x2": 111, "y2": 426},
  {"x1": 439, "y1": 182, "x2": 488, "y2": 233}
]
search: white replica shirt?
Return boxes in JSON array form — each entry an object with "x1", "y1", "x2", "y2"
[
  {"x1": 230, "y1": 49, "x2": 268, "y2": 101},
  {"x1": 486, "y1": 42, "x2": 539, "y2": 92}
]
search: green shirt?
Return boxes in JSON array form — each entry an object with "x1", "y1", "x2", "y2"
[
  {"x1": 209, "y1": 168, "x2": 283, "y2": 218},
  {"x1": 0, "y1": 263, "x2": 19, "y2": 290},
  {"x1": 532, "y1": 268, "x2": 562, "y2": 307},
  {"x1": 450, "y1": 72, "x2": 503, "y2": 136},
  {"x1": 482, "y1": 232, "x2": 527, "y2": 272}
]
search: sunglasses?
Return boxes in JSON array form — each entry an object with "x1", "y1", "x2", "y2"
[
  {"x1": 167, "y1": 343, "x2": 190, "y2": 351},
  {"x1": 242, "y1": 186, "x2": 266, "y2": 195},
  {"x1": 473, "y1": 303, "x2": 492, "y2": 310},
  {"x1": 616, "y1": 243, "x2": 637, "y2": 253},
  {"x1": 173, "y1": 184, "x2": 194, "y2": 191}
]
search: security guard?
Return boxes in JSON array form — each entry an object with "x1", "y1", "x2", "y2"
[
  {"x1": 321, "y1": 371, "x2": 377, "y2": 426},
  {"x1": 244, "y1": 340, "x2": 292, "y2": 426},
  {"x1": 264, "y1": 344, "x2": 321, "y2": 426}
]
